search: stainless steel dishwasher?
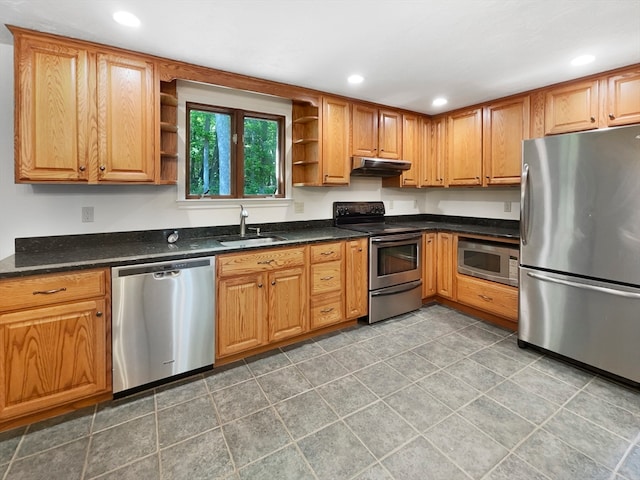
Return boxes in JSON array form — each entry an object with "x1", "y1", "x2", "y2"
[{"x1": 111, "y1": 256, "x2": 215, "y2": 394}]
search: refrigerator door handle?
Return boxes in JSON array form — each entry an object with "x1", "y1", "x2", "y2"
[
  {"x1": 520, "y1": 163, "x2": 529, "y2": 245},
  {"x1": 526, "y1": 271, "x2": 640, "y2": 299}
]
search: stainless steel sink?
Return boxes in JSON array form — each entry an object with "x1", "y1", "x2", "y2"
[{"x1": 218, "y1": 235, "x2": 285, "y2": 247}]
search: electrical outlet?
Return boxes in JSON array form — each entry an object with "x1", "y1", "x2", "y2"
[
  {"x1": 504, "y1": 201, "x2": 512, "y2": 213},
  {"x1": 294, "y1": 202, "x2": 304, "y2": 214},
  {"x1": 389, "y1": 200, "x2": 394, "y2": 209},
  {"x1": 81, "y1": 206, "x2": 94, "y2": 223}
]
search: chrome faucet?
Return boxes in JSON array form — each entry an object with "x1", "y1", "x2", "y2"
[{"x1": 239, "y1": 205, "x2": 249, "y2": 236}]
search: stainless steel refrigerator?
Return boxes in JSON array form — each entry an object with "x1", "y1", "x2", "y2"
[{"x1": 518, "y1": 124, "x2": 640, "y2": 386}]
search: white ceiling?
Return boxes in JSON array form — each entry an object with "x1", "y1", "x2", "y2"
[{"x1": 1, "y1": 0, "x2": 639, "y2": 114}]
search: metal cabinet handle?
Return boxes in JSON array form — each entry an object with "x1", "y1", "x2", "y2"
[
  {"x1": 320, "y1": 276, "x2": 334, "y2": 281},
  {"x1": 590, "y1": 116, "x2": 596, "y2": 123},
  {"x1": 358, "y1": 248, "x2": 363, "y2": 251},
  {"x1": 320, "y1": 307, "x2": 334, "y2": 313},
  {"x1": 96, "y1": 311, "x2": 103, "y2": 317},
  {"x1": 609, "y1": 113, "x2": 615, "y2": 120},
  {"x1": 271, "y1": 280, "x2": 276, "y2": 286},
  {"x1": 258, "y1": 283, "x2": 263, "y2": 288},
  {"x1": 320, "y1": 251, "x2": 334, "y2": 256},
  {"x1": 99, "y1": 165, "x2": 106, "y2": 171},
  {"x1": 79, "y1": 165, "x2": 86, "y2": 172},
  {"x1": 33, "y1": 287, "x2": 67, "y2": 295},
  {"x1": 257, "y1": 259, "x2": 274, "y2": 265},
  {"x1": 479, "y1": 294, "x2": 493, "y2": 302}
]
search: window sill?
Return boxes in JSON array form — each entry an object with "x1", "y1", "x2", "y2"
[{"x1": 176, "y1": 197, "x2": 293, "y2": 209}]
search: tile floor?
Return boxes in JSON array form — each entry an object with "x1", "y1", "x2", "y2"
[{"x1": 0, "y1": 304, "x2": 639, "y2": 480}]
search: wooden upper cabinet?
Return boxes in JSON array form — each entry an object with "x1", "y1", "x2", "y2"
[
  {"x1": 483, "y1": 96, "x2": 530, "y2": 186},
  {"x1": 425, "y1": 116, "x2": 446, "y2": 187},
  {"x1": 351, "y1": 103, "x2": 378, "y2": 157},
  {"x1": 96, "y1": 53, "x2": 156, "y2": 182},
  {"x1": 321, "y1": 96, "x2": 350, "y2": 185},
  {"x1": 378, "y1": 109, "x2": 402, "y2": 159},
  {"x1": 544, "y1": 79, "x2": 599, "y2": 135},
  {"x1": 382, "y1": 113, "x2": 418, "y2": 187},
  {"x1": 605, "y1": 69, "x2": 640, "y2": 127},
  {"x1": 12, "y1": 27, "x2": 159, "y2": 184},
  {"x1": 14, "y1": 33, "x2": 90, "y2": 182},
  {"x1": 447, "y1": 108, "x2": 482, "y2": 186},
  {"x1": 350, "y1": 103, "x2": 402, "y2": 159}
]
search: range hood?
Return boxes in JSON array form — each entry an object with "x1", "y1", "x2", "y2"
[{"x1": 350, "y1": 156, "x2": 411, "y2": 177}]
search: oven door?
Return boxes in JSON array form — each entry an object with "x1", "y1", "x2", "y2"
[{"x1": 370, "y1": 232, "x2": 422, "y2": 290}]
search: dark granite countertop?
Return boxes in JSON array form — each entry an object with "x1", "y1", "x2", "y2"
[{"x1": 0, "y1": 215, "x2": 519, "y2": 279}]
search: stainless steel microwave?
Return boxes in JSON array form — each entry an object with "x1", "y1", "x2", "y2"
[{"x1": 457, "y1": 238, "x2": 519, "y2": 287}]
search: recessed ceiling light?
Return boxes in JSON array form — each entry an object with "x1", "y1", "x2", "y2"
[
  {"x1": 347, "y1": 74, "x2": 364, "y2": 85},
  {"x1": 432, "y1": 97, "x2": 448, "y2": 107},
  {"x1": 571, "y1": 54, "x2": 595, "y2": 66},
  {"x1": 113, "y1": 11, "x2": 141, "y2": 27}
]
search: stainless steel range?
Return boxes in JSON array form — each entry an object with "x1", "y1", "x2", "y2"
[{"x1": 334, "y1": 201, "x2": 422, "y2": 323}]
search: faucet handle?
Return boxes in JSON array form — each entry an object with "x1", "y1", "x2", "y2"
[{"x1": 248, "y1": 227, "x2": 261, "y2": 236}]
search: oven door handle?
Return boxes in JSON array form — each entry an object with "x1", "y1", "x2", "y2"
[
  {"x1": 371, "y1": 232, "x2": 422, "y2": 244},
  {"x1": 370, "y1": 280, "x2": 422, "y2": 297}
]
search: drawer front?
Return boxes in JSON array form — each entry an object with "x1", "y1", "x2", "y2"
[
  {"x1": 310, "y1": 295, "x2": 343, "y2": 329},
  {"x1": 310, "y1": 261, "x2": 342, "y2": 295},
  {"x1": 456, "y1": 274, "x2": 518, "y2": 320},
  {"x1": 0, "y1": 269, "x2": 108, "y2": 312},
  {"x1": 218, "y1": 247, "x2": 305, "y2": 277},
  {"x1": 310, "y1": 242, "x2": 342, "y2": 263}
]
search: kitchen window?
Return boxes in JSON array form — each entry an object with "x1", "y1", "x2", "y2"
[{"x1": 186, "y1": 102, "x2": 285, "y2": 198}]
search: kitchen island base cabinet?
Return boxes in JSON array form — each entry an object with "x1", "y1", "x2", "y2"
[{"x1": 0, "y1": 269, "x2": 110, "y2": 430}]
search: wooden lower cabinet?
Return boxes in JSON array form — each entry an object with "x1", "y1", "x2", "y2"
[
  {"x1": 268, "y1": 267, "x2": 307, "y2": 342},
  {"x1": 345, "y1": 238, "x2": 368, "y2": 319},
  {"x1": 216, "y1": 247, "x2": 307, "y2": 359},
  {"x1": 309, "y1": 242, "x2": 344, "y2": 329},
  {"x1": 436, "y1": 232, "x2": 456, "y2": 299},
  {"x1": 0, "y1": 269, "x2": 110, "y2": 426},
  {"x1": 422, "y1": 233, "x2": 437, "y2": 298},
  {"x1": 217, "y1": 273, "x2": 268, "y2": 357},
  {"x1": 456, "y1": 273, "x2": 518, "y2": 322}
]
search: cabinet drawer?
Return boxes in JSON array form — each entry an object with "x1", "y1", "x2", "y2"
[
  {"x1": 456, "y1": 274, "x2": 518, "y2": 320},
  {"x1": 310, "y1": 295, "x2": 343, "y2": 329},
  {"x1": 310, "y1": 261, "x2": 342, "y2": 295},
  {"x1": 218, "y1": 247, "x2": 305, "y2": 277},
  {"x1": 310, "y1": 242, "x2": 342, "y2": 263},
  {"x1": 0, "y1": 269, "x2": 108, "y2": 312}
]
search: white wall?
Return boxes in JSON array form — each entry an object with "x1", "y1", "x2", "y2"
[{"x1": 0, "y1": 42, "x2": 519, "y2": 259}]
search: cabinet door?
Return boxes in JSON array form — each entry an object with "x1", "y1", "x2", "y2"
[
  {"x1": 268, "y1": 267, "x2": 307, "y2": 342},
  {"x1": 351, "y1": 103, "x2": 378, "y2": 157},
  {"x1": 217, "y1": 274, "x2": 267, "y2": 357},
  {"x1": 422, "y1": 233, "x2": 437, "y2": 298},
  {"x1": 14, "y1": 33, "x2": 90, "y2": 182},
  {"x1": 448, "y1": 109, "x2": 482, "y2": 186},
  {"x1": 322, "y1": 96, "x2": 350, "y2": 185},
  {"x1": 0, "y1": 300, "x2": 107, "y2": 420},
  {"x1": 400, "y1": 114, "x2": 419, "y2": 186},
  {"x1": 436, "y1": 233, "x2": 455, "y2": 299},
  {"x1": 544, "y1": 80, "x2": 599, "y2": 135},
  {"x1": 96, "y1": 52, "x2": 156, "y2": 182},
  {"x1": 428, "y1": 117, "x2": 446, "y2": 186},
  {"x1": 606, "y1": 69, "x2": 640, "y2": 126},
  {"x1": 483, "y1": 96, "x2": 530, "y2": 185},
  {"x1": 378, "y1": 109, "x2": 402, "y2": 159},
  {"x1": 345, "y1": 239, "x2": 368, "y2": 319}
]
